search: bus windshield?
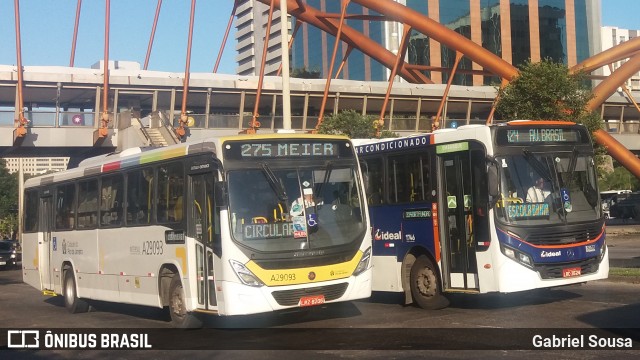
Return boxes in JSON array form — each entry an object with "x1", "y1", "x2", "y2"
[
  {"x1": 228, "y1": 164, "x2": 366, "y2": 252},
  {"x1": 495, "y1": 151, "x2": 600, "y2": 225}
]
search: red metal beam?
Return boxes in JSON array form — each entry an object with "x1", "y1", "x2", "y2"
[
  {"x1": 334, "y1": 45, "x2": 354, "y2": 79},
  {"x1": 99, "y1": 0, "x2": 111, "y2": 138},
  {"x1": 316, "y1": 0, "x2": 350, "y2": 128},
  {"x1": 376, "y1": 25, "x2": 412, "y2": 137},
  {"x1": 176, "y1": 0, "x2": 197, "y2": 138},
  {"x1": 255, "y1": 0, "x2": 431, "y2": 84},
  {"x1": 144, "y1": 0, "x2": 163, "y2": 70},
  {"x1": 69, "y1": 0, "x2": 82, "y2": 67},
  {"x1": 213, "y1": 0, "x2": 237, "y2": 73},
  {"x1": 244, "y1": 0, "x2": 277, "y2": 134},
  {"x1": 434, "y1": 52, "x2": 464, "y2": 129},
  {"x1": 350, "y1": 0, "x2": 518, "y2": 81},
  {"x1": 277, "y1": 19, "x2": 302, "y2": 76},
  {"x1": 13, "y1": 0, "x2": 27, "y2": 138}
]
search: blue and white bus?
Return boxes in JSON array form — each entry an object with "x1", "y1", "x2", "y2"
[{"x1": 353, "y1": 121, "x2": 608, "y2": 309}]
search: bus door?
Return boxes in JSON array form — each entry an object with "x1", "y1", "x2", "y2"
[
  {"x1": 438, "y1": 143, "x2": 479, "y2": 291},
  {"x1": 38, "y1": 195, "x2": 55, "y2": 291},
  {"x1": 188, "y1": 171, "x2": 218, "y2": 310}
]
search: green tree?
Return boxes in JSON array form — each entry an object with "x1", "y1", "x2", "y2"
[
  {"x1": 290, "y1": 67, "x2": 321, "y2": 79},
  {"x1": 0, "y1": 159, "x2": 18, "y2": 235},
  {"x1": 317, "y1": 110, "x2": 397, "y2": 138},
  {"x1": 599, "y1": 166, "x2": 640, "y2": 191},
  {"x1": 495, "y1": 59, "x2": 603, "y2": 137}
]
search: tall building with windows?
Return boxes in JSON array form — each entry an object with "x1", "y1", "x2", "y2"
[
  {"x1": 235, "y1": 0, "x2": 288, "y2": 76},
  {"x1": 3, "y1": 157, "x2": 69, "y2": 175},
  {"x1": 285, "y1": 0, "x2": 601, "y2": 85},
  {"x1": 601, "y1": 26, "x2": 640, "y2": 90}
]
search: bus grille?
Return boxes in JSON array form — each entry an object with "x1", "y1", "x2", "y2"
[
  {"x1": 525, "y1": 224, "x2": 602, "y2": 245},
  {"x1": 271, "y1": 283, "x2": 349, "y2": 306},
  {"x1": 536, "y1": 257, "x2": 600, "y2": 280}
]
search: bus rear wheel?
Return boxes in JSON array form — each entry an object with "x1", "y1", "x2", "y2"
[
  {"x1": 410, "y1": 255, "x2": 450, "y2": 310},
  {"x1": 168, "y1": 275, "x2": 202, "y2": 328},
  {"x1": 63, "y1": 269, "x2": 89, "y2": 314}
]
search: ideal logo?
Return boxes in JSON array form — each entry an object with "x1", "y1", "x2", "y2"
[
  {"x1": 374, "y1": 229, "x2": 402, "y2": 241},
  {"x1": 541, "y1": 250, "x2": 561, "y2": 258}
]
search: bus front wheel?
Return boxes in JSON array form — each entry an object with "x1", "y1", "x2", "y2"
[
  {"x1": 410, "y1": 255, "x2": 450, "y2": 310},
  {"x1": 63, "y1": 270, "x2": 89, "y2": 314},
  {"x1": 168, "y1": 275, "x2": 202, "y2": 328}
]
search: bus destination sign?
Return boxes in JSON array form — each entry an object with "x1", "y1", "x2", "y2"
[
  {"x1": 496, "y1": 127, "x2": 587, "y2": 146},
  {"x1": 224, "y1": 140, "x2": 352, "y2": 160}
]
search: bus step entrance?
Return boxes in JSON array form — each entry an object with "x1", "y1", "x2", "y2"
[{"x1": 42, "y1": 289, "x2": 57, "y2": 296}]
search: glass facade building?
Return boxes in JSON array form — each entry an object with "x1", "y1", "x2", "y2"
[{"x1": 289, "y1": 0, "x2": 600, "y2": 85}]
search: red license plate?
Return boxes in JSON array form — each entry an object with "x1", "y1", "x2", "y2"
[
  {"x1": 562, "y1": 267, "x2": 581, "y2": 277},
  {"x1": 299, "y1": 295, "x2": 325, "y2": 307}
]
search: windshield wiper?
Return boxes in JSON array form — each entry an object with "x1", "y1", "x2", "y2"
[
  {"x1": 314, "y1": 161, "x2": 333, "y2": 196},
  {"x1": 260, "y1": 163, "x2": 288, "y2": 203},
  {"x1": 523, "y1": 150, "x2": 552, "y2": 181},
  {"x1": 564, "y1": 147, "x2": 578, "y2": 187}
]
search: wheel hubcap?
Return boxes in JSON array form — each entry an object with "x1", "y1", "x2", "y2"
[
  {"x1": 417, "y1": 268, "x2": 436, "y2": 298},
  {"x1": 171, "y1": 285, "x2": 186, "y2": 319}
]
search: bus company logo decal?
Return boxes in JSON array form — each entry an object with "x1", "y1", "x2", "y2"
[
  {"x1": 540, "y1": 250, "x2": 561, "y2": 258},
  {"x1": 374, "y1": 229, "x2": 402, "y2": 241}
]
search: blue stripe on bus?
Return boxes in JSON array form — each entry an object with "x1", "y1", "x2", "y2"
[{"x1": 496, "y1": 229, "x2": 605, "y2": 264}]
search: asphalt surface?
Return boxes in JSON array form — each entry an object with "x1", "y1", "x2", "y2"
[{"x1": 605, "y1": 221, "x2": 640, "y2": 268}]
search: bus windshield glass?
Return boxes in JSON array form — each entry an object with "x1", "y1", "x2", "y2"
[
  {"x1": 494, "y1": 151, "x2": 600, "y2": 225},
  {"x1": 227, "y1": 164, "x2": 366, "y2": 252}
]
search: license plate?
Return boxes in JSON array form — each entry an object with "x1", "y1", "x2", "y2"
[
  {"x1": 562, "y1": 267, "x2": 581, "y2": 277},
  {"x1": 299, "y1": 295, "x2": 325, "y2": 307}
]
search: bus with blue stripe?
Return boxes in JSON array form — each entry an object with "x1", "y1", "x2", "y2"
[
  {"x1": 22, "y1": 134, "x2": 371, "y2": 327},
  {"x1": 353, "y1": 121, "x2": 607, "y2": 309}
]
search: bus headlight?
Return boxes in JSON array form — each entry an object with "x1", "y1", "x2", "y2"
[
  {"x1": 599, "y1": 241, "x2": 606, "y2": 262},
  {"x1": 230, "y1": 260, "x2": 264, "y2": 287},
  {"x1": 500, "y1": 244, "x2": 533, "y2": 269},
  {"x1": 353, "y1": 247, "x2": 371, "y2": 276}
]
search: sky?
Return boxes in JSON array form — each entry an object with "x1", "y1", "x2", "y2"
[{"x1": 0, "y1": 0, "x2": 638, "y2": 75}]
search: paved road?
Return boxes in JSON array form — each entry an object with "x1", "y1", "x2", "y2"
[
  {"x1": 606, "y1": 223, "x2": 640, "y2": 268},
  {"x1": 1, "y1": 266, "x2": 640, "y2": 358}
]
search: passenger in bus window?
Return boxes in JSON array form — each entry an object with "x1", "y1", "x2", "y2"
[{"x1": 526, "y1": 177, "x2": 550, "y2": 203}]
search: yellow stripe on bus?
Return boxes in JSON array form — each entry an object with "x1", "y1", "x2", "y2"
[
  {"x1": 175, "y1": 247, "x2": 187, "y2": 276},
  {"x1": 245, "y1": 250, "x2": 363, "y2": 286}
]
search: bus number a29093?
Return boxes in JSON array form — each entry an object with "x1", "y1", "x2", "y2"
[{"x1": 271, "y1": 273, "x2": 296, "y2": 282}]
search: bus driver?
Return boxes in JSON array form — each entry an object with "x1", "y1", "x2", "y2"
[{"x1": 526, "y1": 177, "x2": 550, "y2": 203}]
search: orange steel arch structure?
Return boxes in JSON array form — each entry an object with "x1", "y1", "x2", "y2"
[{"x1": 253, "y1": 0, "x2": 640, "y2": 179}]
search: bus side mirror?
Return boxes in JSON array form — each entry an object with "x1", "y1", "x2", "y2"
[
  {"x1": 487, "y1": 163, "x2": 499, "y2": 198},
  {"x1": 214, "y1": 181, "x2": 227, "y2": 209}
]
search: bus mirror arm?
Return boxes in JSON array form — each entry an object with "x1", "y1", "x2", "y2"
[{"x1": 215, "y1": 182, "x2": 228, "y2": 209}]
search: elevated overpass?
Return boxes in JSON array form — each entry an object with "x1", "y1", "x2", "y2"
[{"x1": 1, "y1": 64, "x2": 639, "y2": 160}]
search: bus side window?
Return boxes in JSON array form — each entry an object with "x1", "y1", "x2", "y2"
[
  {"x1": 55, "y1": 183, "x2": 76, "y2": 230},
  {"x1": 157, "y1": 162, "x2": 185, "y2": 224},
  {"x1": 389, "y1": 153, "x2": 428, "y2": 203},
  {"x1": 127, "y1": 168, "x2": 154, "y2": 225},
  {"x1": 363, "y1": 157, "x2": 384, "y2": 205}
]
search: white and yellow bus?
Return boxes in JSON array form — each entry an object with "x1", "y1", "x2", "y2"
[{"x1": 22, "y1": 134, "x2": 371, "y2": 327}]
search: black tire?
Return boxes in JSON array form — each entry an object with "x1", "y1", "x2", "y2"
[
  {"x1": 168, "y1": 275, "x2": 202, "y2": 328},
  {"x1": 409, "y1": 255, "x2": 450, "y2": 310},
  {"x1": 63, "y1": 269, "x2": 89, "y2": 313}
]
